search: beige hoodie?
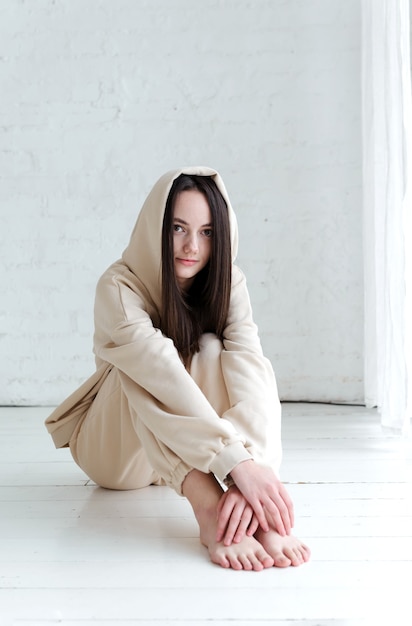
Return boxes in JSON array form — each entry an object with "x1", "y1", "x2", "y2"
[{"x1": 45, "y1": 166, "x2": 282, "y2": 484}]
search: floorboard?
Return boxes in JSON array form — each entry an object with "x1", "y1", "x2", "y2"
[{"x1": 0, "y1": 403, "x2": 411, "y2": 625}]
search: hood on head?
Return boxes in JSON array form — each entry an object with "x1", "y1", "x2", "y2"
[{"x1": 122, "y1": 165, "x2": 239, "y2": 311}]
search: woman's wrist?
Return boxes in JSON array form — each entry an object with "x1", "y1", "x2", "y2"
[{"x1": 230, "y1": 458, "x2": 254, "y2": 482}]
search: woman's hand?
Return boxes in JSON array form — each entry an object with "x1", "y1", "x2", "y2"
[
  {"x1": 215, "y1": 485, "x2": 260, "y2": 546},
  {"x1": 230, "y1": 460, "x2": 294, "y2": 536}
]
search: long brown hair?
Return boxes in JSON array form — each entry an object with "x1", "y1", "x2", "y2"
[{"x1": 161, "y1": 174, "x2": 232, "y2": 362}]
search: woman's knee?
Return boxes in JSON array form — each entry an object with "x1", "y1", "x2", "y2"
[
  {"x1": 189, "y1": 333, "x2": 230, "y2": 415},
  {"x1": 198, "y1": 333, "x2": 224, "y2": 361}
]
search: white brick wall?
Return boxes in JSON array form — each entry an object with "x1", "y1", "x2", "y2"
[{"x1": 0, "y1": 0, "x2": 363, "y2": 405}]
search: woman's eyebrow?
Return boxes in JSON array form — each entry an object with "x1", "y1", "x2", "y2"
[{"x1": 174, "y1": 217, "x2": 212, "y2": 228}]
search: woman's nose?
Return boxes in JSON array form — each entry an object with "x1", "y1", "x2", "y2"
[{"x1": 184, "y1": 234, "x2": 198, "y2": 252}]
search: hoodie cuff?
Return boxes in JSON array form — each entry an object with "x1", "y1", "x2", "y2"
[{"x1": 210, "y1": 442, "x2": 252, "y2": 483}]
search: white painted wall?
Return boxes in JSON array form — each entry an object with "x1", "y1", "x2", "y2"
[{"x1": 0, "y1": 0, "x2": 363, "y2": 406}]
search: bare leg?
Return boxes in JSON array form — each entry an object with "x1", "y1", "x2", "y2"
[
  {"x1": 182, "y1": 469, "x2": 274, "y2": 571},
  {"x1": 255, "y1": 527, "x2": 311, "y2": 567}
]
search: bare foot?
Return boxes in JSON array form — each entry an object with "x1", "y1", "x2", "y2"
[
  {"x1": 255, "y1": 527, "x2": 311, "y2": 567},
  {"x1": 183, "y1": 469, "x2": 275, "y2": 571},
  {"x1": 199, "y1": 506, "x2": 274, "y2": 571}
]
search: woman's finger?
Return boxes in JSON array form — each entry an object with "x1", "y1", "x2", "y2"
[
  {"x1": 262, "y1": 484, "x2": 294, "y2": 534},
  {"x1": 280, "y1": 484, "x2": 295, "y2": 528},
  {"x1": 246, "y1": 514, "x2": 260, "y2": 537},
  {"x1": 230, "y1": 505, "x2": 254, "y2": 544},
  {"x1": 276, "y1": 492, "x2": 294, "y2": 534},
  {"x1": 216, "y1": 496, "x2": 236, "y2": 542},
  {"x1": 248, "y1": 497, "x2": 269, "y2": 532},
  {"x1": 262, "y1": 495, "x2": 288, "y2": 536},
  {"x1": 222, "y1": 503, "x2": 245, "y2": 545},
  {"x1": 216, "y1": 489, "x2": 229, "y2": 518}
]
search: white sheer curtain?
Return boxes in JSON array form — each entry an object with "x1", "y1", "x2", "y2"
[{"x1": 362, "y1": 0, "x2": 412, "y2": 434}]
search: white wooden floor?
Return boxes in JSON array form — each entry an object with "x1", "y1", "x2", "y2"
[{"x1": 1, "y1": 403, "x2": 411, "y2": 626}]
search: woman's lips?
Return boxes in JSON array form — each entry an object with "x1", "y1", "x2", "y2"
[{"x1": 177, "y1": 259, "x2": 198, "y2": 266}]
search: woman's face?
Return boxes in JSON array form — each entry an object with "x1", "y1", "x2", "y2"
[{"x1": 172, "y1": 189, "x2": 213, "y2": 290}]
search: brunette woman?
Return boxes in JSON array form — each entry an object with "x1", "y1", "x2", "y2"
[{"x1": 46, "y1": 166, "x2": 310, "y2": 570}]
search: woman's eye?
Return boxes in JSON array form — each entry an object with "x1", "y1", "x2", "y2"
[
  {"x1": 203, "y1": 229, "x2": 213, "y2": 238},
  {"x1": 173, "y1": 224, "x2": 183, "y2": 232}
]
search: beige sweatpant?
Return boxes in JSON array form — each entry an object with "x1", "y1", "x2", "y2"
[{"x1": 69, "y1": 334, "x2": 232, "y2": 494}]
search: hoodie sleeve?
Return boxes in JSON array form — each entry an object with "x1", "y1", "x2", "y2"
[
  {"x1": 93, "y1": 268, "x2": 252, "y2": 482},
  {"x1": 220, "y1": 266, "x2": 282, "y2": 469}
]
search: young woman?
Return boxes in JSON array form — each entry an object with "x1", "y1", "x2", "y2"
[{"x1": 45, "y1": 166, "x2": 310, "y2": 571}]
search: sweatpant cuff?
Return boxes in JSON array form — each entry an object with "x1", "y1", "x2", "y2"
[{"x1": 168, "y1": 459, "x2": 195, "y2": 496}]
